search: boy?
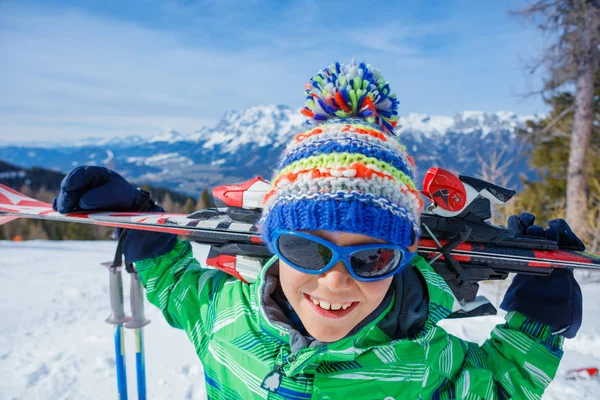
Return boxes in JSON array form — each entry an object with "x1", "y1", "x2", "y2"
[{"x1": 54, "y1": 61, "x2": 582, "y2": 399}]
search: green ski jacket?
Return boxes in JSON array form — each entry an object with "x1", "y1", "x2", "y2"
[{"x1": 136, "y1": 240, "x2": 564, "y2": 400}]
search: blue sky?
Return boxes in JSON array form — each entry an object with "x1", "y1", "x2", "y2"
[{"x1": 0, "y1": 0, "x2": 546, "y2": 142}]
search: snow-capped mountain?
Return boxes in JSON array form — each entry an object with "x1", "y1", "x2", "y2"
[
  {"x1": 0, "y1": 105, "x2": 534, "y2": 197},
  {"x1": 398, "y1": 110, "x2": 528, "y2": 138}
]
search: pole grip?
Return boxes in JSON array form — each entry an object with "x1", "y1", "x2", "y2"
[
  {"x1": 125, "y1": 272, "x2": 150, "y2": 329},
  {"x1": 105, "y1": 264, "x2": 131, "y2": 325}
]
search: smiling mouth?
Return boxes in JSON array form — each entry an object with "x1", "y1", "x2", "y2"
[{"x1": 303, "y1": 294, "x2": 359, "y2": 318}]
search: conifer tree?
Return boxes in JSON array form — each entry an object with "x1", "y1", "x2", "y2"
[
  {"x1": 517, "y1": 80, "x2": 600, "y2": 245},
  {"x1": 513, "y1": 0, "x2": 600, "y2": 237},
  {"x1": 183, "y1": 198, "x2": 195, "y2": 214}
]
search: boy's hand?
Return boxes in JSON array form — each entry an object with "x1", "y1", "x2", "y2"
[
  {"x1": 507, "y1": 212, "x2": 585, "y2": 250},
  {"x1": 500, "y1": 213, "x2": 583, "y2": 338},
  {"x1": 52, "y1": 166, "x2": 147, "y2": 213},
  {"x1": 53, "y1": 166, "x2": 176, "y2": 263}
]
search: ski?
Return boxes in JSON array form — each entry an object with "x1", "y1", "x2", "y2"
[{"x1": 2, "y1": 168, "x2": 599, "y2": 310}]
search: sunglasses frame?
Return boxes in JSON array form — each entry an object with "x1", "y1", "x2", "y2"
[{"x1": 271, "y1": 229, "x2": 415, "y2": 282}]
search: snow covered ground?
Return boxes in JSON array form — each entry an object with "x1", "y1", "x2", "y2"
[{"x1": 1, "y1": 240, "x2": 599, "y2": 399}]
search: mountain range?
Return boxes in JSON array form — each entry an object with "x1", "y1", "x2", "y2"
[{"x1": 0, "y1": 105, "x2": 534, "y2": 197}]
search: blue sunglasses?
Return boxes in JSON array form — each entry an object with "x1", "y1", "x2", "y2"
[{"x1": 271, "y1": 229, "x2": 415, "y2": 282}]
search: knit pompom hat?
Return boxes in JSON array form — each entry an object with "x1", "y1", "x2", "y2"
[{"x1": 259, "y1": 61, "x2": 423, "y2": 250}]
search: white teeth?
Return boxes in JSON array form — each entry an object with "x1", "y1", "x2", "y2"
[
  {"x1": 309, "y1": 296, "x2": 352, "y2": 311},
  {"x1": 319, "y1": 300, "x2": 331, "y2": 310}
]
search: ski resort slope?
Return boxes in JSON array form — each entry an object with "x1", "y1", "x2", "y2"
[{"x1": 1, "y1": 240, "x2": 598, "y2": 399}]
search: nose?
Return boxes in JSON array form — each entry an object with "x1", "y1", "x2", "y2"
[{"x1": 318, "y1": 261, "x2": 354, "y2": 291}]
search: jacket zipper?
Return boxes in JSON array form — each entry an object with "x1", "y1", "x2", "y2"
[{"x1": 260, "y1": 354, "x2": 297, "y2": 393}]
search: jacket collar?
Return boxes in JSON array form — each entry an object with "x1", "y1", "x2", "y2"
[{"x1": 254, "y1": 255, "x2": 458, "y2": 373}]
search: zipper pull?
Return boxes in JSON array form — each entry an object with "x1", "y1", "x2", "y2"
[
  {"x1": 261, "y1": 354, "x2": 296, "y2": 393},
  {"x1": 261, "y1": 364, "x2": 283, "y2": 393}
]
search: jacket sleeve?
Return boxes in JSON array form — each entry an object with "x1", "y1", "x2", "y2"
[
  {"x1": 135, "y1": 239, "x2": 249, "y2": 355},
  {"x1": 447, "y1": 311, "x2": 564, "y2": 399}
]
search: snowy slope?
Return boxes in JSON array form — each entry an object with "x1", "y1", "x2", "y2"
[
  {"x1": 2, "y1": 240, "x2": 598, "y2": 399},
  {"x1": 1, "y1": 241, "x2": 209, "y2": 400}
]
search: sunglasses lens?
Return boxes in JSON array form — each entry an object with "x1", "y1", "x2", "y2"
[
  {"x1": 351, "y1": 248, "x2": 403, "y2": 278},
  {"x1": 276, "y1": 234, "x2": 333, "y2": 271}
]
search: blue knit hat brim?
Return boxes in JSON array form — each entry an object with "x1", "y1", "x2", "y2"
[{"x1": 260, "y1": 195, "x2": 418, "y2": 253}]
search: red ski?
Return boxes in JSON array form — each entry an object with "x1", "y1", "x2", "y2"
[{"x1": 2, "y1": 168, "x2": 599, "y2": 310}]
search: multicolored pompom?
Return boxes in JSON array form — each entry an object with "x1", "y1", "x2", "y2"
[{"x1": 301, "y1": 61, "x2": 400, "y2": 134}]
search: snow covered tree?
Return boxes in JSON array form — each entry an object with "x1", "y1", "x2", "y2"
[{"x1": 513, "y1": 0, "x2": 600, "y2": 238}]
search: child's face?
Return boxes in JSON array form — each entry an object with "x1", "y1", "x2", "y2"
[{"x1": 278, "y1": 230, "x2": 394, "y2": 342}]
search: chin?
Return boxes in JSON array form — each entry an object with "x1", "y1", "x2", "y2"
[{"x1": 306, "y1": 326, "x2": 351, "y2": 343}]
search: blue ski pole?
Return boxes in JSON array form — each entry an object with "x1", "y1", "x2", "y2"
[
  {"x1": 103, "y1": 260, "x2": 131, "y2": 400},
  {"x1": 125, "y1": 269, "x2": 150, "y2": 400}
]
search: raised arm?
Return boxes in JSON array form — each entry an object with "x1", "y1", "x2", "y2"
[
  {"x1": 52, "y1": 166, "x2": 243, "y2": 354},
  {"x1": 446, "y1": 214, "x2": 583, "y2": 398},
  {"x1": 134, "y1": 239, "x2": 234, "y2": 332},
  {"x1": 451, "y1": 310, "x2": 565, "y2": 399}
]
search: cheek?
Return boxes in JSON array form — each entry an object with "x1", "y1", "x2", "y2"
[
  {"x1": 359, "y1": 277, "x2": 393, "y2": 304},
  {"x1": 279, "y1": 261, "x2": 314, "y2": 297}
]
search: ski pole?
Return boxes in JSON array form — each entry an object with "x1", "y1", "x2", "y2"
[
  {"x1": 103, "y1": 260, "x2": 131, "y2": 400},
  {"x1": 124, "y1": 267, "x2": 150, "y2": 400}
]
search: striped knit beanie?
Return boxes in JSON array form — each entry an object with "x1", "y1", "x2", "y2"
[{"x1": 259, "y1": 61, "x2": 423, "y2": 250}]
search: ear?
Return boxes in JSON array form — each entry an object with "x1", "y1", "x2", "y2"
[{"x1": 408, "y1": 242, "x2": 418, "y2": 252}]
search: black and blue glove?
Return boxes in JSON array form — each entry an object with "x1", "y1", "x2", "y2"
[
  {"x1": 53, "y1": 166, "x2": 177, "y2": 263},
  {"x1": 500, "y1": 212, "x2": 583, "y2": 338}
]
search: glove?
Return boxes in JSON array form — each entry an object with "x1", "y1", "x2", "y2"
[
  {"x1": 53, "y1": 166, "x2": 177, "y2": 263},
  {"x1": 53, "y1": 165, "x2": 146, "y2": 213},
  {"x1": 506, "y1": 212, "x2": 585, "y2": 250},
  {"x1": 500, "y1": 212, "x2": 583, "y2": 338}
]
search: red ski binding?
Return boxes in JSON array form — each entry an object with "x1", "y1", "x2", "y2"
[{"x1": 212, "y1": 176, "x2": 270, "y2": 210}]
